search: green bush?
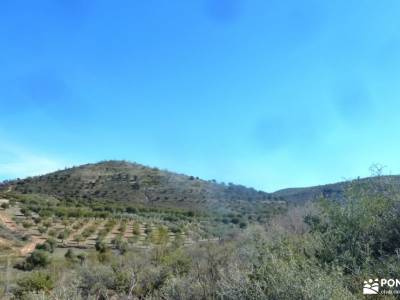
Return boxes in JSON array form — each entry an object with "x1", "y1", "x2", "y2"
[
  {"x1": 95, "y1": 240, "x2": 107, "y2": 253},
  {"x1": 36, "y1": 238, "x2": 56, "y2": 253},
  {"x1": 15, "y1": 250, "x2": 51, "y2": 271},
  {"x1": 14, "y1": 271, "x2": 54, "y2": 296},
  {"x1": 113, "y1": 237, "x2": 128, "y2": 255},
  {"x1": 306, "y1": 180, "x2": 400, "y2": 275}
]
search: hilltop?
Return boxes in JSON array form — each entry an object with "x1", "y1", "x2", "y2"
[{"x1": 0, "y1": 160, "x2": 278, "y2": 214}]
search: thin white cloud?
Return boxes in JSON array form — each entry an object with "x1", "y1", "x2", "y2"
[{"x1": 0, "y1": 141, "x2": 66, "y2": 180}]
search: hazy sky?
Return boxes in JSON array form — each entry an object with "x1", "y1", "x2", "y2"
[{"x1": 1, "y1": 0, "x2": 400, "y2": 191}]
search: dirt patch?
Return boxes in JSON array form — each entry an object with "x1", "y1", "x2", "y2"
[
  {"x1": 0, "y1": 210, "x2": 45, "y2": 256},
  {"x1": 0, "y1": 211, "x2": 19, "y2": 231},
  {"x1": 19, "y1": 237, "x2": 46, "y2": 256},
  {"x1": 0, "y1": 237, "x2": 12, "y2": 248}
]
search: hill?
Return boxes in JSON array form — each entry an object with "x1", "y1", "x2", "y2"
[
  {"x1": 0, "y1": 160, "x2": 279, "y2": 214},
  {"x1": 0, "y1": 160, "x2": 286, "y2": 261},
  {"x1": 2, "y1": 161, "x2": 399, "y2": 206},
  {"x1": 1, "y1": 162, "x2": 400, "y2": 299},
  {"x1": 272, "y1": 175, "x2": 400, "y2": 202}
]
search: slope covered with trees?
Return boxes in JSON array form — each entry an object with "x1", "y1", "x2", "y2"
[{"x1": 0, "y1": 161, "x2": 280, "y2": 215}]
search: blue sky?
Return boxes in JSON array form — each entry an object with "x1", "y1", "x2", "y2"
[{"x1": 1, "y1": 0, "x2": 400, "y2": 191}]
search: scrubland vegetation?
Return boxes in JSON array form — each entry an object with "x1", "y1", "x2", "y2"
[{"x1": 1, "y1": 164, "x2": 400, "y2": 299}]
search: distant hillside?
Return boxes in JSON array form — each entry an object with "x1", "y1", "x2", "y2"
[
  {"x1": 272, "y1": 175, "x2": 400, "y2": 202},
  {"x1": 2, "y1": 161, "x2": 399, "y2": 208},
  {"x1": 0, "y1": 161, "x2": 278, "y2": 213}
]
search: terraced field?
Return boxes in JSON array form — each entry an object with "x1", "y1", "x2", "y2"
[{"x1": 0, "y1": 199, "x2": 207, "y2": 257}]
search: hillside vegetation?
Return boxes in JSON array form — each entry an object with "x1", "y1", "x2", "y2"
[
  {"x1": 1, "y1": 163, "x2": 400, "y2": 299},
  {"x1": 273, "y1": 174, "x2": 400, "y2": 202},
  {"x1": 1, "y1": 174, "x2": 400, "y2": 299},
  {"x1": 0, "y1": 161, "x2": 281, "y2": 215}
]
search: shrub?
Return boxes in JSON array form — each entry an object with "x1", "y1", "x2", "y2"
[
  {"x1": 48, "y1": 229, "x2": 57, "y2": 237},
  {"x1": 95, "y1": 240, "x2": 107, "y2": 253},
  {"x1": 74, "y1": 234, "x2": 84, "y2": 245},
  {"x1": 15, "y1": 250, "x2": 51, "y2": 271},
  {"x1": 306, "y1": 179, "x2": 400, "y2": 275},
  {"x1": 113, "y1": 237, "x2": 128, "y2": 255},
  {"x1": 36, "y1": 238, "x2": 56, "y2": 253},
  {"x1": 57, "y1": 230, "x2": 70, "y2": 241},
  {"x1": 77, "y1": 253, "x2": 87, "y2": 265},
  {"x1": 38, "y1": 226, "x2": 47, "y2": 234},
  {"x1": 239, "y1": 221, "x2": 247, "y2": 229},
  {"x1": 14, "y1": 271, "x2": 54, "y2": 296},
  {"x1": 132, "y1": 223, "x2": 140, "y2": 235},
  {"x1": 22, "y1": 221, "x2": 33, "y2": 228}
]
